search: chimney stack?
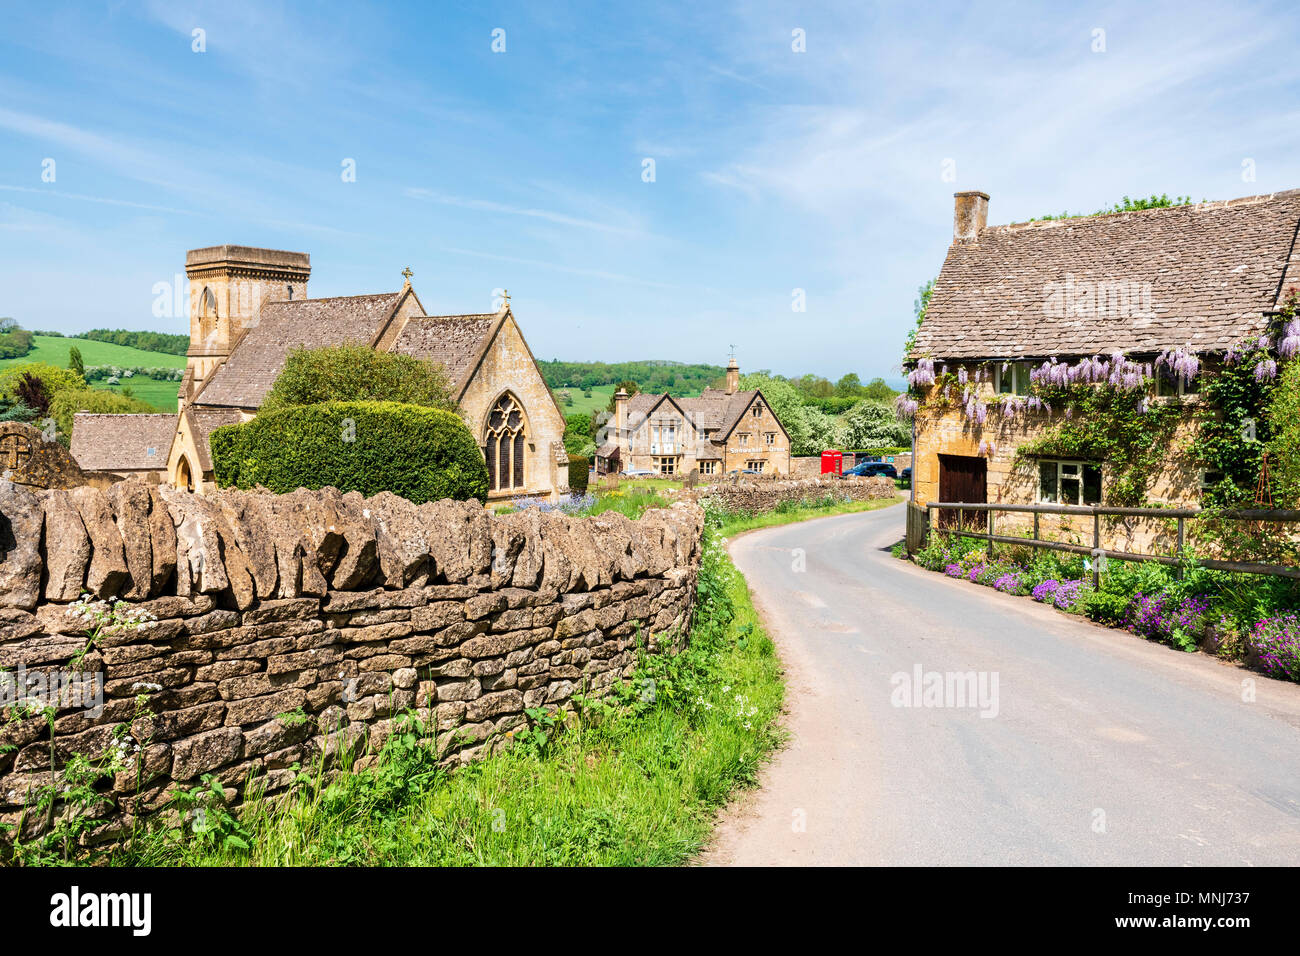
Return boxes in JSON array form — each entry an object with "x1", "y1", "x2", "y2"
[
  {"x1": 613, "y1": 388, "x2": 629, "y2": 438},
  {"x1": 953, "y1": 191, "x2": 989, "y2": 241},
  {"x1": 725, "y1": 357, "x2": 740, "y2": 395}
]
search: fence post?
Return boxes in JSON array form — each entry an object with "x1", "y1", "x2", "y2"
[
  {"x1": 1175, "y1": 516, "x2": 1185, "y2": 580},
  {"x1": 1033, "y1": 510, "x2": 1040, "y2": 541},
  {"x1": 987, "y1": 509, "x2": 995, "y2": 559},
  {"x1": 1092, "y1": 510, "x2": 1101, "y2": 590}
]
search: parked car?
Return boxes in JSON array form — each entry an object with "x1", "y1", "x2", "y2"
[
  {"x1": 841, "y1": 461, "x2": 897, "y2": 479},
  {"x1": 727, "y1": 468, "x2": 762, "y2": 476},
  {"x1": 899, "y1": 466, "x2": 912, "y2": 485},
  {"x1": 621, "y1": 468, "x2": 657, "y2": 477}
]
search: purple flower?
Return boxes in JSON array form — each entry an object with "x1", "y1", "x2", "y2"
[
  {"x1": 1032, "y1": 580, "x2": 1060, "y2": 603},
  {"x1": 1246, "y1": 614, "x2": 1300, "y2": 682},
  {"x1": 1255, "y1": 358, "x2": 1278, "y2": 382}
]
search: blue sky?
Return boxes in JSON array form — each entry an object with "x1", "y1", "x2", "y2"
[{"x1": 2, "y1": 0, "x2": 1299, "y2": 384}]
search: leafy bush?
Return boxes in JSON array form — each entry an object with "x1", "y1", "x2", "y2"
[
  {"x1": 1081, "y1": 590, "x2": 1130, "y2": 626},
  {"x1": 0, "y1": 362, "x2": 86, "y2": 411},
  {"x1": 568, "y1": 455, "x2": 590, "y2": 493},
  {"x1": 53, "y1": 388, "x2": 158, "y2": 436},
  {"x1": 0, "y1": 318, "x2": 33, "y2": 359},
  {"x1": 211, "y1": 401, "x2": 488, "y2": 503},
  {"x1": 260, "y1": 345, "x2": 455, "y2": 413}
]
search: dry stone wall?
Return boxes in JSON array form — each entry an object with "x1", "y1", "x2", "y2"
[
  {"x1": 0, "y1": 480, "x2": 703, "y2": 836},
  {"x1": 682, "y1": 475, "x2": 898, "y2": 513}
]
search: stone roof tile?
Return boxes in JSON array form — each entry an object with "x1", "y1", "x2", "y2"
[
  {"x1": 70, "y1": 413, "x2": 175, "y2": 473},
  {"x1": 913, "y1": 190, "x2": 1300, "y2": 361}
]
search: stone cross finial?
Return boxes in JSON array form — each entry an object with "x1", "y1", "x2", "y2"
[
  {"x1": 502, "y1": 288, "x2": 510, "y2": 307},
  {"x1": 401, "y1": 266, "x2": 413, "y2": 284}
]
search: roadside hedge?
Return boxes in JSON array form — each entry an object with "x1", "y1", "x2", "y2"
[
  {"x1": 210, "y1": 401, "x2": 488, "y2": 503},
  {"x1": 568, "y1": 455, "x2": 590, "y2": 493}
]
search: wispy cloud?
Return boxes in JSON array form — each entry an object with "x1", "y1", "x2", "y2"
[{"x1": 408, "y1": 189, "x2": 648, "y2": 239}]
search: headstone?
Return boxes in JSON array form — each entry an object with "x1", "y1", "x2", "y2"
[{"x1": 0, "y1": 421, "x2": 89, "y2": 489}]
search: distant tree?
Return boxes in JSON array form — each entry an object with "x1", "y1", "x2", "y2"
[
  {"x1": 835, "y1": 372, "x2": 863, "y2": 397},
  {"x1": 68, "y1": 345, "x2": 85, "y2": 378},
  {"x1": 261, "y1": 344, "x2": 455, "y2": 413},
  {"x1": 861, "y1": 377, "x2": 897, "y2": 403},
  {"x1": 605, "y1": 379, "x2": 640, "y2": 413},
  {"x1": 0, "y1": 362, "x2": 87, "y2": 414},
  {"x1": 840, "y1": 399, "x2": 911, "y2": 449},
  {"x1": 0, "y1": 318, "x2": 33, "y2": 360}
]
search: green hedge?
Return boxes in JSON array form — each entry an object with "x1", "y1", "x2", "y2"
[
  {"x1": 210, "y1": 401, "x2": 488, "y2": 503},
  {"x1": 568, "y1": 455, "x2": 590, "y2": 494}
]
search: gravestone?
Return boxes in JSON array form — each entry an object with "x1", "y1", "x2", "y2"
[{"x1": 0, "y1": 421, "x2": 89, "y2": 489}]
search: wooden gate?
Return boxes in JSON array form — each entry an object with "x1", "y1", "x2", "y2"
[{"x1": 937, "y1": 454, "x2": 986, "y2": 529}]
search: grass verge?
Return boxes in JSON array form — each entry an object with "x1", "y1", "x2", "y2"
[
  {"x1": 101, "y1": 518, "x2": 782, "y2": 867},
  {"x1": 712, "y1": 495, "x2": 903, "y2": 538}
]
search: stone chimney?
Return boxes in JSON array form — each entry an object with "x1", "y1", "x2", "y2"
[
  {"x1": 953, "y1": 191, "x2": 989, "y2": 241},
  {"x1": 725, "y1": 357, "x2": 740, "y2": 395},
  {"x1": 613, "y1": 388, "x2": 629, "y2": 440}
]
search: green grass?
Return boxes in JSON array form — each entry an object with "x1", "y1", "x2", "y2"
[
  {"x1": 712, "y1": 495, "x2": 903, "y2": 537},
  {"x1": 101, "y1": 518, "x2": 783, "y2": 867},
  {"x1": 554, "y1": 384, "x2": 705, "y2": 419},
  {"x1": 0, "y1": 336, "x2": 185, "y2": 412}
]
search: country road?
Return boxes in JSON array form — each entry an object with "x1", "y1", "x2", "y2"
[{"x1": 701, "y1": 502, "x2": 1300, "y2": 866}]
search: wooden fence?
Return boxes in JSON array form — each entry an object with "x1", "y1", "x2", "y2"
[{"x1": 917, "y1": 501, "x2": 1300, "y2": 586}]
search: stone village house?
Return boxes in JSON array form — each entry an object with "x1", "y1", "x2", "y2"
[
  {"x1": 594, "y1": 358, "x2": 793, "y2": 477},
  {"x1": 908, "y1": 188, "x2": 1300, "y2": 550},
  {"x1": 71, "y1": 245, "x2": 569, "y2": 503}
]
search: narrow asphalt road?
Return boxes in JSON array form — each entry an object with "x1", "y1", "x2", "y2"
[{"x1": 701, "y1": 502, "x2": 1300, "y2": 866}]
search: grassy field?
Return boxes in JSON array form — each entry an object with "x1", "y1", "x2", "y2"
[
  {"x1": 1, "y1": 335, "x2": 185, "y2": 412},
  {"x1": 554, "y1": 384, "x2": 706, "y2": 419}
]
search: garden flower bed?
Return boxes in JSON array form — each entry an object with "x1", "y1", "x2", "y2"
[{"x1": 901, "y1": 532, "x2": 1300, "y2": 682}]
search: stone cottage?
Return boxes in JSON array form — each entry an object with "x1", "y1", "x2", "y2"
[
  {"x1": 908, "y1": 188, "x2": 1300, "y2": 547},
  {"x1": 595, "y1": 357, "x2": 792, "y2": 477},
  {"x1": 72, "y1": 246, "x2": 569, "y2": 503}
]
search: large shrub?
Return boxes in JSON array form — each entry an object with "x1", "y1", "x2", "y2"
[
  {"x1": 567, "y1": 455, "x2": 590, "y2": 493},
  {"x1": 0, "y1": 362, "x2": 86, "y2": 412},
  {"x1": 210, "y1": 401, "x2": 488, "y2": 503},
  {"x1": 1247, "y1": 614, "x2": 1300, "y2": 681},
  {"x1": 53, "y1": 388, "x2": 157, "y2": 436},
  {"x1": 260, "y1": 344, "x2": 455, "y2": 413}
]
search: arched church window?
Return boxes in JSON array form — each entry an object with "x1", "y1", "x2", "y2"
[
  {"x1": 484, "y1": 394, "x2": 526, "y2": 492},
  {"x1": 199, "y1": 286, "x2": 217, "y2": 318}
]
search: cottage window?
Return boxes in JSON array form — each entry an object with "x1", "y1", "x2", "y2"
[
  {"x1": 764, "y1": 432, "x2": 776, "y2": 445},
  {"x1": 1038, "y1": 459, "x2": 1102, "y2": 506},
  {"x1": 996, "y1": 362, "x2": 1031, "y2": 395},
  {"x1": 485, "y1": 394, "x2": 526, "y2": 492},
  {"x1": 746, "y1": 460, "x2": 766, "y2": 473},
  {"x1": 738, "y1": 432, "x2": 751, "y2": 447},
  {"x1": 1200, "y1": 469, "x2": 1225, "y2": 494},
  {"x1": 1156, "y1": 369, "x2": 1199, "y2": 397},
  {"x1": 699, "y1": 461, "x2": 717, "y2": 475},
  {"x1": 751, "y1": 403, "x2": 763, "y2": 418},
  {"x1": 655, "y1": 456, "x2": 677, "y2": 475}
]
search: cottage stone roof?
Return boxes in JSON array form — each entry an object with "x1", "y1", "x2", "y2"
[
  {"x1": 185, "y1": 406, "x2": 244, "y2": 472},
  {"x1": 196, "y1": 293, "x2": 403, "y2": 408},
  {"x1": 70, "y1": 413, "x2": 175, "y2": 473},
  {"x1": 627, "y1": 388, "x2": 765, "y2": 440},
  {"x1": 392, "y1": 313, "x2": 499, "y2": 389},
  {"x1": 913, "y1": 189, "x2": 1300, "y2": 361}
]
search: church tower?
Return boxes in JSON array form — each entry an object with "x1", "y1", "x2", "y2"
[{"x1": 183, "y1": 245, "x2": 311, "y2": 400}]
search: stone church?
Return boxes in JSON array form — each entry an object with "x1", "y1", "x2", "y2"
[{"x1": 72, "y1": 245, "x2": 568, "y2": 502}]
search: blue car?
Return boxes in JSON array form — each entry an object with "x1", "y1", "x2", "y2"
[{"x1": 841, "y1": 461, "x2": 897, "y2": 479}]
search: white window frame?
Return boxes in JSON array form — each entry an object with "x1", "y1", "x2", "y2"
[
  {"x1": 764, "y1": 431, "x2": 776, "y2": 445},
  {"x1": 1038, "y1": 458, "x2": 1102, "y2": 506},
  {"x1": 699, "y1": 460, "x2": 717, "y2": 475},
  {"x1": 996, "y1": 362, "x2": 1031, "y2": 396},
  {"x1": 746, "y1": 459, "x2": 766, "y2": 473}
]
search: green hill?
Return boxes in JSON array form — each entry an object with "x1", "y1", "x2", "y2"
[{"x1": 0, "y1": 335, "x2": 185, "y2": 412}]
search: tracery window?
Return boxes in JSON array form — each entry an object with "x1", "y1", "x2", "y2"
[{"x1": 485, "y1": 394, "x2": 526, "y2": 492}]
